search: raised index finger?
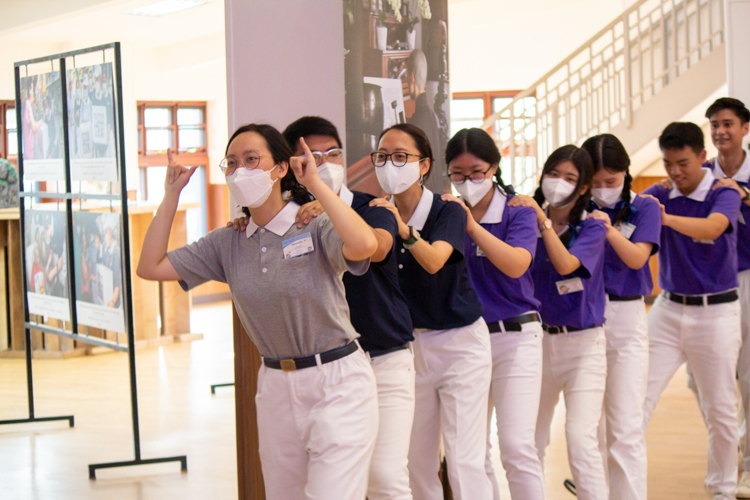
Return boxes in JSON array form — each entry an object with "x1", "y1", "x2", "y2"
[
  {"x1": 299, "y1": 137, "x2": 314, "y2": 162},
  {"x1": 167, "y1": 148, "x2": 174, "y2": 167}
]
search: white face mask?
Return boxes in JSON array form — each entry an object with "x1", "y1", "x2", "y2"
[
  {"x1": 317, "y1": 162, "x2": 345, "y2": 194},
  {"x1": 453, "y1": 178, "x2": 494, "y2": 207},
  {"x1": 375, "y1": 160, "x2": 421, "y2": 195},
  {"x1": 541, "y1": 177, "x2": 577, "y2": 208},
  {"x1": 226, "y1": 165, "x2": 278, "y2": 209},
  {"x1": 591, "y1": 184, "x2": 624, "y2": 208}
]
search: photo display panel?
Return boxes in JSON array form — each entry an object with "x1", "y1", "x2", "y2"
[
  {"x1": 24, "y1": 209, "x2": 71, "y2": 321},
  {"x1": 73, "y1": 211, "x2": 125, "y2": 333},
  {"x1": 66, "y1": 63, "x2": 119, "y2": 182},
  {"x1": 19, "y1": 71, "x2": 66, "y2": 181}
]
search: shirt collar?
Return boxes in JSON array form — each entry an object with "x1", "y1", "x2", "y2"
[
  {"x1": 669, "y1": 168, "x2": 714, "y2": 201},
  {"x1": 339, "y1": 185, "x2": 354, "y2": 207},
  {"x1": 479, "y1": 188, "x2": 506, "y2": 224},
  {"x1": 406, "y1": 187, "x2": 433, "y2": 231},
  {"x1": 713, "y1": 153, "x2": 750, "y2": 184},
  {"x1": 245, "y1": 201, "x2": 300, "y2": 238}
]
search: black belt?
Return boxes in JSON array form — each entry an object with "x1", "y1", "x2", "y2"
[
  {"x1": 608, "y1": 294, "x2": 643, "y2": 302},
  {"x1": 664, "y1": 290, "x2": 738, "y2": 306},
  {"x1": 487, "y1": 312, "x2": 541, "y2": 333},
  {"x1": 263, "y1": 341, "x2": 358, "y2": 371},
  {"x1": 367, "y1": 343, "x2": 409, "y2": 358},
  {"x1": 543, "y1": 324, "x2": 593, "y2": 334}
]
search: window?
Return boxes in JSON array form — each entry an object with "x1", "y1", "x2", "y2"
[
  {"x1": 0, "y1": 101, "x2": 17, "y2": 161},
  {"x1": 137, "y1": 101, "x2": 209, "y2": 242},
  {"x1": 450, "y1": 91, "x2": 523, "y2": 137}
]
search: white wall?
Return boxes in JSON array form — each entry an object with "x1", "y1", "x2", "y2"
[{"x1": 448, "y1": 0, "x2": 625, "y2": 92}]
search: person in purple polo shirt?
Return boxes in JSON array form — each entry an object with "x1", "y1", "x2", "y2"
[
  {"x1": 580, "y1": 134, "x2": 661, "y2": 500},
  {"x1": 509, "y1": 144, "x2": 608, "y2": 500},
  {"x1": 641, "y1": 122, "x2": 741, "y2": 500},
  {"x1": 441, "y1": 128, "x2": 544, "y2": 500}
]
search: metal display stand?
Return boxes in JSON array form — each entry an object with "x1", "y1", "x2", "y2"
[
  {"x1": 210, "y1": 382, "x2": 234, "y2": 395},
  {"x1": 6, "y1": 42, "x2": 187, "y2": 480}
]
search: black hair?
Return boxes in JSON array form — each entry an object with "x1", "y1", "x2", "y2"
[
  {"x1": 378, "y1": 123, "x2": 435, "y2": 181},
  {"x1": 224, "y1": 123, "x2": 312, "y2": 215},
  {"x1": 705, "y1": 97, "x2": 750, "y2": 124},
  {"x1": 658, "y1": 122, "x2": 705, "y2": 155},
  {"x1": 581, "y1": 133, "x2": 632, "y2": 225},
  {"x1": 282, "y1": 116, "x2": 342, "y2": 151},
  {"x1": 445, "y1": 128, "x2": 514, "y2": 195},
  {"x1": 533, "y1": 144, "x2": 594, "y2": 227}
]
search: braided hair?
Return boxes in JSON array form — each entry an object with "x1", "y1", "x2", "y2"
[
  {"x1": 225, "y1": 123, "x2": 312, "y2": 217},
  {"x1": 581, "y1": 134, "x2": 632, "y2": 225},
  {"x1": 533, "y1": 145, "x2": 594, "y2": 228},
  {"x1": 445, "y1": 128, "x2": 514, "y2": 195}
]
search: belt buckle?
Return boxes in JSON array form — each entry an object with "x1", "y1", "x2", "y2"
[{"x1": 280, "y1": 359, "x2": 297, "y2": 372}]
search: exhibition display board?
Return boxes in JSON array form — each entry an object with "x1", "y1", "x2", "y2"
[{"x1": 3, "y1": 42, "x2": 187, "y2": 479}]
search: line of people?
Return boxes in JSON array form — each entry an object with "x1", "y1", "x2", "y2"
[{"x1": 135, "y1": 96, "x2": 750, "y2": 500}]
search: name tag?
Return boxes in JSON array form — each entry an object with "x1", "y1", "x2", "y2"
[
  {"x1": 282, "y1": 232, "x2": 314, "y2": 259},
  {"x1": 556, "y1": 277, "x2": 584, "y2": 295},
  {"x1": 692, "y1": 238, "x2": 715, "y2": 245},
  {"x1": 476, "y1": 246, "x2": 486, "y2": 257},
  {"x1": 616, "y1": 222, "x2": 636, "y2": 239}
]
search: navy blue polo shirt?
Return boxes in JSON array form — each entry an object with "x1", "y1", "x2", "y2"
[
  {"x1": 340, "y1": 187, "x2": 414, "y2": 351},
  {"x1": 396, "y1": 188, "x2": 484, "y2": 330}
]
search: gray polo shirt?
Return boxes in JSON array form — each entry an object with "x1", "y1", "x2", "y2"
[{"x1": 167, "y1": 201, "x2": 369, "y2": 359}]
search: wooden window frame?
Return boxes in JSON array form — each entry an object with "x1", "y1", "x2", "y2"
[
  {"x1": 451, "y1": 90, "x2": 535, "y2": 130},
  {"x1": 0, "y1": 100, "x2": 17, "y2": 164},
  {"x1": 136, "y1": 101, "x2": 208, "y2": 168}
]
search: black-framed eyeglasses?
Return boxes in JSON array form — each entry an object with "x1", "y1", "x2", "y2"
[
  {"x1": 449, "y1": 166, "x2": 494, "y2": 185},
  {"x1": 371, "y1": 152, "x2": 424, "y2": 167},
  {"x1": 307, "y1": 148, "x2": 344, "y2": 166}
]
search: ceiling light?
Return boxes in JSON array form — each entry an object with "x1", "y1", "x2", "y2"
[{"x1": 125, "y1": 0, "x2": 207, "y2": 17}]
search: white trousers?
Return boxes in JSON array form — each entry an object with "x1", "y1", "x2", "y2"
[
  {"x1": 408, "y1": 317, "x2": 494, "y2": 500},
  {"x1": 484, "y1": 320, "x2": 546, "y2": 500},
  {"x1": 536, "y1": 326, "x2": 608, "y2": 500},
  {"x1": 367, "y1": 348, "x2": 416, "y2": 500},
  {"x1": 256, "y1": 349, "x2": 378, "y2": 500},
  {"x1": 643, "y1": 295, "x2": 741, "y2": 495},
  {"x1": 598, "y1": 299, "x2": 649, "y2": 500}
]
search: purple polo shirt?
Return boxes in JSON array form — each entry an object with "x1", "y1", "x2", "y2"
[
  {"x1": 711, "y1": 154, "x2": 750, "y2": 271},
  {"x1": 530, "y1": 217, "x2": 607, "y2": 328},
  {"x1": 643, "y1": 168, "x2": 740, "y2": 294},
  {"x1": 465, "y1": 189, "x2": 540, "y2": 323},
  {"x1": 594, "y1": 193, "x2": 661, "y2": 296}
]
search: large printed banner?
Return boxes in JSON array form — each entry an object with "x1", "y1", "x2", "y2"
[
  {"x1": 19, "y1": 72, "x2": 65, "y2": 181},
  {"x1": 25, "y1": 210, "x2": 70, "y2": 321},
  {"x1": 73, "y1": 212, "x2": 125, "y2": 333},
  {"x1": 343, "y1": 0, "x2": 450, "y2": 195},
  {"x1": 66, "y1": 63, "x2": 119, "y2": 182}
]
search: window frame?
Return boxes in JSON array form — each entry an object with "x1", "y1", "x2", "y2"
[
  {"x1": 451, "y1": 90, "x2": 531, "y2": 127},
  {"x1": 136, "y1": 101, "x2": 208, "y2": 168},
  {"x1": 0, "y1": 100, "x2": 18, "y2": 163}
]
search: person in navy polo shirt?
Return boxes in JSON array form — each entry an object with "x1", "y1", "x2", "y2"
[
  {"x1": 441, "y1": 128, "x2": 544, "y2": 500},
  {"x1": 370, "y1": 124, "x2": 493, "y2": 500},
  {"x1": 509, "y1": 144, "x2": 608, "y2": 500},
  {"x1": 641, "y1": 122, "x2": 741, "y2": 500},
  {"x1": 582, "y1": 134, "x2": 661, "y2": 500},
  {"x1": 230, "y1": 116, "x2": 416, "y2": 500}
]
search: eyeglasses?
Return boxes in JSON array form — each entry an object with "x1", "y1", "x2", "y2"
[
  {"x1": 307, "y1": 148, "x2": 344, "y2": 166},
  {"x1": 219, "y1": 153, "x2": 271, "y2": 175},
  {"x1": 449, "y1": 166, "x2": 494, "y2": 185},
  {"x1": 371, "y1": 152, "x2": 424, "y2": 167}
]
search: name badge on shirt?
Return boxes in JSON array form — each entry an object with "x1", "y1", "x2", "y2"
[
  {"x1": 476, "y1": 246, "x2": 486, "y2": 257},
  {"x1": 556, "y1": 277, "x2": 584, "y2": 295},
  {"x1": 692, "y1": 238, "x2": 715, "y2": 245},
  {"x1": 616, "y1": 222, "x2": 636, "y2": 239},
  {"x1": 282, "y1": 232, "x2": 314, "y2": 259}
]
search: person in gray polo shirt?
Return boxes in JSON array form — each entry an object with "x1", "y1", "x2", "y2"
[{"x1": 136, "y1": 123, "x2": 379, "y2": 500}]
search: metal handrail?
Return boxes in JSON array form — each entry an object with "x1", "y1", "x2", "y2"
[{"x1": 480, "y1": 0, "x2": 724, "y2": 194}]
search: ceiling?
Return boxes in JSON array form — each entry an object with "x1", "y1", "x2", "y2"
[{"x1": 0, "y1": 0, "x2": 225, "y2": 49}]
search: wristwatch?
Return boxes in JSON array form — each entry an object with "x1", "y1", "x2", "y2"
[
  {"x1": 539, "y1": 219, "x2": 553, "y2": 232},
  {"x1": 403, "y1": 226, "x2": 421, "y2": 249},
  {"x1": 741, "y1": 184, "x2": 750, "y2": 202}
]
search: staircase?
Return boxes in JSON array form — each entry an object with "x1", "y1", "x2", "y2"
[{"x1": 481, "y1": 0, "x2": 726, "y2": 194}]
